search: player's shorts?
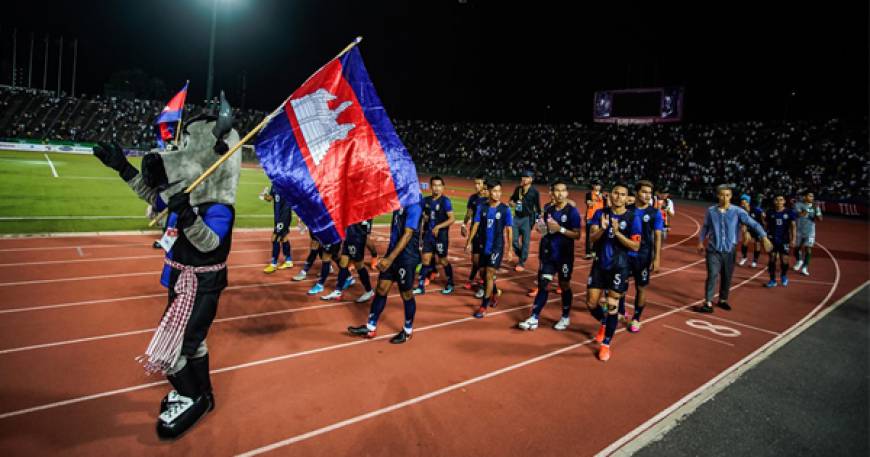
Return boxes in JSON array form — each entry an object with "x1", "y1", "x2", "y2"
[
  {"x1": 342, "y1": 236, "x2": 368, "y2": 262},
  {"x1": 422, "y1": 231, "x2": 449, "y2": 257},
  {"x1": 587, "y1": 262, "x2": 630, "y2": 294},
  {"x1": 540, "y1": 258, "x2": 574, "y2": 282},
  {"x1": 480, "y1": 248, "x2": 505, "y2": 269},
  {"x1": 379, "y1": 257, "x2": 418, "y2": 291},
  {"x1": 795, "y1": 227, "x2": 816, "y2": 248},
  {"x1": 771, "y1": 241, "x2": 791, "y2": 255},
  {"x1": 628, "y1": 255, "x2": 652, "y2": 287},
  {"x1": 320, "y1": 242, "x2": 341, "y2": 257}
]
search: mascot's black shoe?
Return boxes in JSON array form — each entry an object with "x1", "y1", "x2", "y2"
[
  {"x1": 156, "y1": 364, "x2": 210, "y2": 441},
  {"x1": 389, "y1": 330, "x2": 412, "y2": 344},
  {"x1": 188, "y1": 354, "x2": 215, "y2": 412}
]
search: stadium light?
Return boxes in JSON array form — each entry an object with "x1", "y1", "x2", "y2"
[{"x1": 205, "y1": 0, "x2": 244, "y2": 104}]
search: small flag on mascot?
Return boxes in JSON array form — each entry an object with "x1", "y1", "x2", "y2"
[
  {"x1": 255, "y1": 46, "x2": 419, "y2": 245},
  {"x1": 154, "y1": 81, "x2": 189, "y2": 149}
]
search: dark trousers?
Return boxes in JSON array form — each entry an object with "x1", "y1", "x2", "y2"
[
  {"x1": 512, "y1": 216, "x2": 532, "y2": 265},
  {"x1": 705, "y1": 249, "x2": 736, "y2": 303}
]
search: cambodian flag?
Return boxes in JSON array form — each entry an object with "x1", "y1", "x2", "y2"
[
  {"x1": 255, "y1": 46, "x2": 419, "y2": 244},
  {"x1": 154, "y1": 81, "x2": 189, "y2": 148}
]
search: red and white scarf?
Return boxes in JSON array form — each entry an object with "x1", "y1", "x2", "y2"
[{"x1": 137, "y1": 259, "x2": 226, "y2": 375}]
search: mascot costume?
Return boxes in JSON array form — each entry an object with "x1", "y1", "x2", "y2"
[{"x1": 92, "y1": 92, "x2": 240, "y2": 440}]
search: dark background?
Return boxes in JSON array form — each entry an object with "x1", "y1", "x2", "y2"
[{"x1": 2, "y1": 0, "x2": 868, "y2": 122}]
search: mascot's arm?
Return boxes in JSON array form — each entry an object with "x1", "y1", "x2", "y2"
[
  {"x1": 126, "y1": 174, "x2": 161, "y2": 208},
  {"x1": 186, "y1": 205, "x2": 233, "y2": 252}
]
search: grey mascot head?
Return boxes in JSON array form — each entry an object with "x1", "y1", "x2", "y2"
[{"x1": 155, "y1": 91, "x2": 241, "y2": 207}]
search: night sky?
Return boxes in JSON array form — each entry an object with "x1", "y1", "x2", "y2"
[{"x1": 3, "y1": 0, "x2": 868, "y2": 122}]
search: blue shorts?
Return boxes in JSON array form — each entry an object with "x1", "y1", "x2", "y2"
[
  {"x1": 342, "y1": 237, "x2": 367, "y2": 262},
  {"x1": 379, "y1": 258, "x2": 418, "y2": 291},
  {"x1": 587, "y1": 262, "x2": 630, "y2": 294},
  {"x1": 480, "y1": 248, "x2": 504, "y2": 269},
  {"x1": 771, "y1": 240, "x2": 791, "y2": 255},
  {"x1": 320, "y1": 242, "x2": 341, "y2": 257},
  {"x1": 540, "y1": 258, "x2": 574, "y2": 282},
  {"x1": 422, "y1": 231, "x2": 449, "y2": 257},
  {"x1": 628, "y1": 255, "x2": 651, "y2": 287}
]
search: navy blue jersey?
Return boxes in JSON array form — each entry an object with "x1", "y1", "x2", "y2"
[
  {"x1": 541, "y1": 203, "x2": 581, "y2": 264},
  {"x1": 346, "y1": 218, "x2": 373, "y2": 245},
  {"x1": 423, "y1": 195, "x2": 453, "y2": 235},
  {"x1": 269, "y1": 187, "x2": 292, "y2": 224},
  {"x1": 765, "y1": 208, "x2": 797, "y2": 243},
  {"x1": 590, "y1": 207, "x2": 642, "y2": 270},
  {"x1": 748, "y1": 205, "x2": 764, "y2": 225},
  {"x1": 627, "y1": 204, "x2": 664, "y2": 259},
  {"x1": 474, "y1": 202, "x2": 513, "y2": 255},
  {"x1": 388, "y1": 202, "x2": 422, "y2": 263}
]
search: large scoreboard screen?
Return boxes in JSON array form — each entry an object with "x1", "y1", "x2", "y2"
[{"x1": 593, "y1": 87, "x2": 683, "y2": 124}]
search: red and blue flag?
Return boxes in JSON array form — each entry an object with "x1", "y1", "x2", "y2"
[
  {"x1": 154, "y1": 81, "x2": 189, "y2": 148},
  {"x1": 255, "y1": 47, "x2": 419, "y2": 244}
]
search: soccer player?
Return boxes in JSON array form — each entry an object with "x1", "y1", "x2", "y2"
[
  {"x1": 585, "y1": 183, "x2": 642, "y2": 362},
  {"x1": 793, "y1": 190, "x2": 822, "y2": 276},
  {"x1": 510, "y1": 170, "x2": 542, "y2": 272},
  {"x1": 462, "y1": 174, "x2": 490, "y2": 291},
  {"x1": 517, "y1": 180, "x2": 581, "y2": 330},
  {"x1": 618, "y1": 180, "x2": 664, "y2": 333},
  {"x1": 466, "y1": 179, "x2": 513, "y2": 318},
  {"x1": 764, "y1": 193, "x2": 797, "y2": 287},
  {"x1": 415, "y1": 176, "x2": 456, "y2": 295},
  {"x1": 320, "y1": 219, "x2": 375, "y2": 303},
  {"x1": 261, "y1": 186, "x2": 294, "y2": 273},
  {"x1": 348, "y1": 200, "x2": 423, "y2": 344},
  {"x1": 738, "y1": 194, "x2": 765, "y2": 268},
  {"x1": 305, "y1": 234, "x2": 342, "y2": 295},
  {"x1": 584, "y1": 180, "x2": 605, "y2": 259}
]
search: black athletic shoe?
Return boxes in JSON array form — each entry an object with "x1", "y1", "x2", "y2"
[
  {"x1": 389, "y1": 330, "x2": 411, "y2": 344},
  {"x1": 153, "y1": 240, "x2": 162, "y2": 249},
  {"x1": 348, "y1": 325, "x2": 376, "y2": 338},
  {"x1": 695, "y1": 303, "x2": 714, "y2": 313},
  {"x1": 717, "y1": 301, "x2": 732, "y2": 311}
]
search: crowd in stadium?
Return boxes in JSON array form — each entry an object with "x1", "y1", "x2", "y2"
[{"x1": 1, "y1": 85, "x2": 867, "y2": 204}]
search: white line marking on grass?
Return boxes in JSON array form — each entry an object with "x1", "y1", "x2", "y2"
[
  {"x1": 662, "y1": 325, "x2": 734, "y2": 346},
  {"x1": 43, "y1": 154, "x2": 58, "y2": 177}
]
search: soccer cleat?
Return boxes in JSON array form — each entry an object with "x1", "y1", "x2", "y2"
[
  {"x1": 292, "y1": 270, "x2": 308, "y2": 281},
  {"x1": 781, "y1": 276, "x2": 789, "y2": 287},
  {"x1": 628, "y1": 319, "x2": 642, "y2": 333},
  {"x1": 441, "y1": 284, "x2": 455, "y2": 295},
  {"x1": 598, "y1": 344, "x2": 611, "y2": 362},
  {"x1": 413, "y1": 287, "x2": 425, "y2": 295},
  {"x1": 765, "y1": 280, "x2": 777, "y2": 288},
  {"x1": 738, "y1": 257, "x2": 747, "y2": 266},
  {"x1": 793, "y1": 260, "x2": 803, "y2": 271},
  {"x1": 278, "y1": 260, "x2": 294, "y2": 270},
  {"x1": 594, "y1": 324, "x2": 606, "y2": 343},
  {"x1": 390, "y1": 330, "x2": 412, "y2": 344},
  {"x1": 751, "y1": 261, "x2": 758, "y2": 268},
  {"x1": 263, "y1": 263, "x2": 278, "y2": 274},
  {"x1": 518, "y1": 316, "x2": 539, "y2": 330},
  {"x1": 463, "y1": 282, "x2": 474, "y2": 290},
  {"x1": 341, "y1": 277, "x2": 356, "y2": 290},
  {"x1": 307, "y1": 283, "x2": 324, "y2": 295},
  {"x1": 321, "y1": 290, "x2": 342, "y2": 301},
  {"x1": 473, "y1": 306, "x2": 487, "y2": 319},
  {"x1": 553, "y1": 317, "x2": 570, "y2": 331},
  {"x1": 515, "y1": 264, "x2": 525, "y2": 272},
  {"x1": 152, "y1": 240, "x2": 162, "y2": 249},
  {"x1": 348, "y1": 325, "x2": 377, "y2": 338},
  {"x1": 356, "y1": 290, "x2": 375, "y2": 303},
  {"x1": 800, "y1": 267, "x2": 809, "y2": 276},
  {"x1": 527, "y1": 287, "x2": 538, "y2": 297},
  {"x1": 474, "y1": 288, "x2": 485, "y2": 299}
]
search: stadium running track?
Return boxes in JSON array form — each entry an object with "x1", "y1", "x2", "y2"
[{"x1": 0, "y1": 198, "x2": 866, "y2": 456}]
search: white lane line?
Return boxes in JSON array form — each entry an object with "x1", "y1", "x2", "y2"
[
  {"x1": 234, "y1": 269, "x2": 767, "y2": 457},
  {"x1": 597, "y1": 241, "x2": 842, "y2": 456},
  {"x1": 661, "y1": 325, "x2": 734, "y2": 346},
  {"x1": 0, "y1": 254, "x2": 709, "y2": 420},
  {"x1": 76, "y1": 247, "x2": 84, "y2": 257},
  {"x1": 43, "y1": 154, "x2": 58, "y2": 178}
]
